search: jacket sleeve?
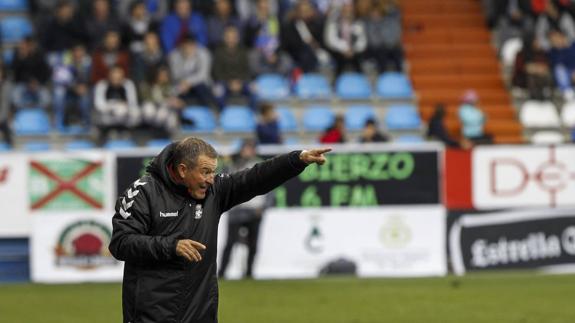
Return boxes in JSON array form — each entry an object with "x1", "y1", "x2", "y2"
[
  {"x1": 215, "y1": 150, "x2": 308, "y2": 213},
  {"x1": 109, "y1": 180, "x2": 178, "y2": 262}
]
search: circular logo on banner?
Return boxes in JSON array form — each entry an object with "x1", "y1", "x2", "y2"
[
  {"x1": 380, "y1": 216, "x2": 411, "y2": 248},
  {"x1": 54, "y1": 220, "x2": 117, "y2": 269}
]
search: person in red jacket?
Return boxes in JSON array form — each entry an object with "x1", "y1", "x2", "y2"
[{"x1": 320, "y1": 114, "x2": 346, "y2": 143}]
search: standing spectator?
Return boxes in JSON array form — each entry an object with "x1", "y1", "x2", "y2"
[
  {"x1": 84, "y1": 0, "x2": 121, "y2": 50},
  {"x1": 169, "y1": 35, "x2": 216, "y2": 109},
  {"x1": 207, "y1": 0, "x2": 243, "y2": 49},
  {"x1": 160, "y1": 0, "x2": 208, "y2": 52},
  {"x1": 548, "y1": 29, "x2": 575, "y2": 100},
  {"x1": 0, "y1": 66, "x2": 13, "y2": 147},
  {"x1": 212, "y1": 25, "x2": 255, "y2": 110},
  {"x1": 91, "y1": 30, "x2": 131, "y2": 84},
  {"x1": 324, "y1": 2, "x2": 367, "y2": 76},
  {"x1": 10, "y1": 37, "x2": 51, "y2": 110},
  {"x1": 118, "y1": 0, "x2": 168, "y2": 21},
  {"x1": 121, "y1": 0, "x2": 159, "y2": 56},
  {"x1": 40, "y1": 0, "x2": 87, "y2": 54},
  {"x1": 244, "y1": 0, "x2": 281, "y2": 52},
  {"x1": 281, "y1": 0, "x2": 328, "y2": 72},
  {"x1": 52, "y1": 44, "x2": 92, "y2": 130},
  {"x1": 320, "y1": 114, "x2": 346, "y2": 143},
  {"x1": 140, "y1": 65, "x2": 184, "y2": 138},
  {"x1": 535, "y1": 0, "x2": 575, "y2": 50},
  {"x1": 512, "y1": 32, "x2": 553, "y2": 100},
  {"x1": 131, "y1": 32, "x2": 165, "y2": 85},
  {"x1": 458, "y1": 90, "x2": 491, "y2": 144},
  {"x1": 94, "y1": 65, "x2": 139, "y2": 145},
  {"x1": 364, "y1": 0, "x2": 404, "y2": 72},
  {"x1": 359, "y1": 118, "x2": 389, "y2": 143},
  {"x1": 426, "y1": 103, "x2": 467, "y2": 148},
  {"x1": 256, "y1": 102, "x2": 282, "y2": 144},
  {"x1": 218, "y1": 138, "x2": 268, "y2": 279}
]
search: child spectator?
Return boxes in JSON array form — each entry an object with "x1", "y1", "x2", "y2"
[
  {"x1": 359, "y1": 118, "x2": 389, "y2": 143},
  {"x1": 256, "y1": 102, "x2": 282, "y2": 144},
  {"x1": 320, "y1": 114, "x2": 346, "y2": 143},
  {"x1": 426, "y1": 103, "x2": 469, "y2": 148}
]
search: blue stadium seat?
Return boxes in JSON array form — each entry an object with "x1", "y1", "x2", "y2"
[
  {"x1": 344, "y1": 105, "x2": 376, "y2": 131},
  {"x1": 302, "y1": 106, "x2": 335, "y2": 131},
  {"x1": 22, "y1": 141, "x2": 50, "y2": 151},
  {"x1": 0, "y1": 16, "x2": 33, "y2": 43},
  {"x1": 376, "y1": 72, "x2": 414, "y2": 99},
  {"x1": 394, "y1": 135, "x2": 424, "y2": 144},
  {"x1": 104, "y1": 139, "x2": 137, "y2": 150},
  {"x1": 181, "y1": 106, "x2": 217, "y2": 132},
  {"x1": 146, "y1": 139, "x2": 172, "y2": 149},
  {"x1": 220, "y1": 105, "x2": 256, "y2": 132},
  {"x1": 64, "y1": 140, "x2": 95, "y2": 151},
  {"x1": 58, "y1": 125, "x2": 90, "y2": 136},
  {"x1": 13, "y1": 109, "x2": 51, "y2": 136},
  {"x1": 254, "y1": 74, "x2": 290, "y2": 100},
  {"x1": 295, "y1": 73, "x2": 331, "y2": 99},
  {"x1": 275, "y1": 106, "x2": 298, "y2": 132},
  {"x1": 385, "y1": 105, "x2": 422, "y2": 130},
  {"x1": 0, "y1": 0, "x2": 28, "y2": 11},
  {"x1": 335, "y1": 73, "x2": 372, "y2": 100},
  {"x1": 0, "y1": 142, "x2": 11, "y2": 151},
  {"x1": 2, "y1": 49, "x2": 14, "y2": 65}
]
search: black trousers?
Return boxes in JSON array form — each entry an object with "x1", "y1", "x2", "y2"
[
  {"x1": 0, "y1": 121, "x2": 13, "y2": 146},
  {"x1": 219, "y1": 213, "x2": 262, "y2": 279}
]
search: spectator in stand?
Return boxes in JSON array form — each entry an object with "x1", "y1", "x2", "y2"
[
  {"x1": 140, "y1": 65, "x2": 184, "y2": 138},
  {"x1": 160, "y1": 0, "x2": 208, "y2": 52},
  {"x1": 535, "y1": 0, "x2": 575, "y2": 50},
  {"x1": 0, "y1": 66, "x2": 13, "y2": 147},
  {"x1": 324, "y1": 2, "x2": 367, "y2": 76},
  {"x1": 212, "y1": 25, "x2": 255, "y2": 110},
  {"x1": 169, "y1": 35, "x2": 216, "y2": 109},
  {"x1": 121, "y1": 0, "x2": 159, "y2": 56},
  {"x1": 11, "y1": 37, "x2": 51, "y2": 110},
  {"x1": 236, "y1": 0, "x2": 279, "y2": 22},
  {"x1": 320, "y1": 114, "x2": 346, "y2": 143},
  {"x1": 281, "y1": 0, "x2": 329, "y2": 73},
  {"x1": 40, "y1": 0, "x2": 87, "y2": 54},
  {"x1": 207, "y1": 0, "x2": 243, "y2": 49},
  {"x1": 426, "y1": 103, "x2": 469, "y2": 148},
  {"x1": 91, "y1": 30, "x2": 131, "y2": 84},
  {"x1": 548, "y1": 29, "x2": 575, "y2": 100},
  {"x1": 84, "y1": 0, "x2": 121, "y2": 50},
  {"x1": 94, "y1": 65, "x2": 139, "y2": 145},
  {"x1": 244, "y1": 0, "x2": 281, "y2": 53},
  {"x1": 359, "y1": 118, "x2": 389, "y2": 143},
  {"x1": 249, "y1": 47, "x2": 293, "y2": 77},
  {"x1": 364, "y1": 0, "x2": 403, "y2": 72},
  {"x1": 52, "y1": 44, "x2": 92, "y2": 130},
  {"x1": 458, "y1": 90, "x2": 491, "y2": 144},
  {"x1": 131, "y1": 32, "x2": 166, "y2": 86},
  {"x1": 256, "y1": 102, "x2": 282, "y2": 144},
  {"x1": 490, "y1": 0, "x2": 534, "y2": 48},
  {"x1": 512, "y1": 32, "x2": 553, "y2": 100},
  {"x1": 118, "y1": 0, "x2": 168, "y2": 21}
]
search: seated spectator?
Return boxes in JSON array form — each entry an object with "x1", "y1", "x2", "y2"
[
  {"x1": 512, "y1": 32, "x2": 553, "y2": 100},
  {"x1": 140, "y1": 65, "x2": 183, "y2": 138},
  {"x1": 94, "y1": 65, "x2": 139, "y2": 145},
  {"x1": 244, "y1": 0, "x2": 281, "y2": 52},
  {"x1": 535, "y1": 0, "x2": 575, "y2": 50},
  {"x1": 237, "y1": 0, "x2": 279, "y2": 22},
  {"x1": 91, "y1": 30, "x2": 131, "y2": 84},
  {"x1": 458, "y1": 90, "x2": 491, "y2": 144},
  {"x1": 281, "y1": 0, "x2": 329, "y2": 73},
  {"x1": 426, "y1": 103, "x2": 468, "y2": 148},
  {"x1": 212, "y1": 25, "x2": 256, "y2": 110},
  {"x1": 324, "y1": 2, "x2": 367, "y2": 76},
  {"x1": 160, "y1": 0, "x2": 208, "y2": 52},
  {"x1": 0, "y1": 66, "x2": 13, "y2": 147},
  {"x1": 52, "y1": 44, "x2": 92, "y2": 130},
  {"x1": 207, "y1": 0, "x2": 243, "y2": 49},
  {"x1": 359, "y1": 118, "x2": 389, "y2": 143},
  {"x1": 169, "y1": 35, "x2": 216, "y2": 109},
  {"x1": 256, "y1": 102, "x2": 282, "y2": 144},
  {"x1": 121, "y1": 0, "x2": 159, "y2": 56},
  {"x1": 40, "y1": 0, "x2": 88, "y2": 54},
  {"x1": 131, "y1": 32, "x2": 166, "y2": 85},
  {"x1": 249, "y1": 47, "x2": 293, "y2": 77},
  {"x1": 118, "y1": 0, "x2": 168, "y2": 21},
  {"x1": 364, "y1": 0, "x2": 403, "y2": 72},
  {"x1": 491, "y1": 0, "x2": 534, "y2": 48},
  {"x1": 84, "y1": 0, "x2": 121, "y2": 50},
  {"x1": 548, "y1": 29, "x2": 575, "y2": 100},
  {"x1": 11, "y1": 37, "x2": 51, "y2": 110},
  {"x1": 320, "y1": 114, "x2": 346, "y2": 143}
]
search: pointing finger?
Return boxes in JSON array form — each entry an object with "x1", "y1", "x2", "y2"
[{"x1": 190, "y1": 241, "x2": 206, "y2": 250}]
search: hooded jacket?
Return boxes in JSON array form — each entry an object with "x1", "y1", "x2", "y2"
[{"x1": 109, "y1": 143, "x2": 308, "y2": 323}]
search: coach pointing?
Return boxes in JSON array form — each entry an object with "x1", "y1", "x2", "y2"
[{"x1": 109, "y1": 137, "x2": 330, "y2": 323}]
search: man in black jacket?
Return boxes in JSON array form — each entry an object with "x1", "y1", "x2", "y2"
[{"x1": 109, "y1": 137, "x2": 330, "y2": 323}]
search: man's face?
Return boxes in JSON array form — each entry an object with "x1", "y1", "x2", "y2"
[{"x1": 179, "y1": 155, "x2": 217, "y2": 200}]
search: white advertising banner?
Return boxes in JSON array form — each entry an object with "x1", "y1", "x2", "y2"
[
  {"x1": 473, "y1": 145, "x2": 575, "y2": 209},
  {"x1": 235, "y1": 206, "x2": 447, "y2": 279},
  {"x1": 0, "y1": 153, "x2": 30, "y2": 237},
  {"x1": 31, "y1": 213, "x2": 123, "y2": 283}
]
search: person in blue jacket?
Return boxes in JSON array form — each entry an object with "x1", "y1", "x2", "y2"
[{"x1": 160, "y1": 0, "x2": 208, "y2": 52}]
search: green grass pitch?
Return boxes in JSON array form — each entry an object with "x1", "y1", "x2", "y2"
[{"x1": 1, "y1": 272, "x2": 574, "y2": 323}]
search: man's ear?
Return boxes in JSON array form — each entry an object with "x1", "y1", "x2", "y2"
[{"x1": 177, "y1": 163, "x2": 188, "y2": 179}]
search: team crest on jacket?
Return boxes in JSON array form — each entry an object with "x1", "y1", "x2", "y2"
[
  {"x1": 54, "y1": 220, "x2": 118, "y2": 269},
  {"x1": 195, "y1": 204, "x2": 203, "y2": 219}
]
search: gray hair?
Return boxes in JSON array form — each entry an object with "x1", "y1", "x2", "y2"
[{"x1": 172, "y1": 137, "x2": 218, "y2": 168}]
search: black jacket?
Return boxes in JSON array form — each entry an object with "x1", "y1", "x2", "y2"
[{"x1": 109, "y1": 143, "x2": 308, "y2": 323}]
